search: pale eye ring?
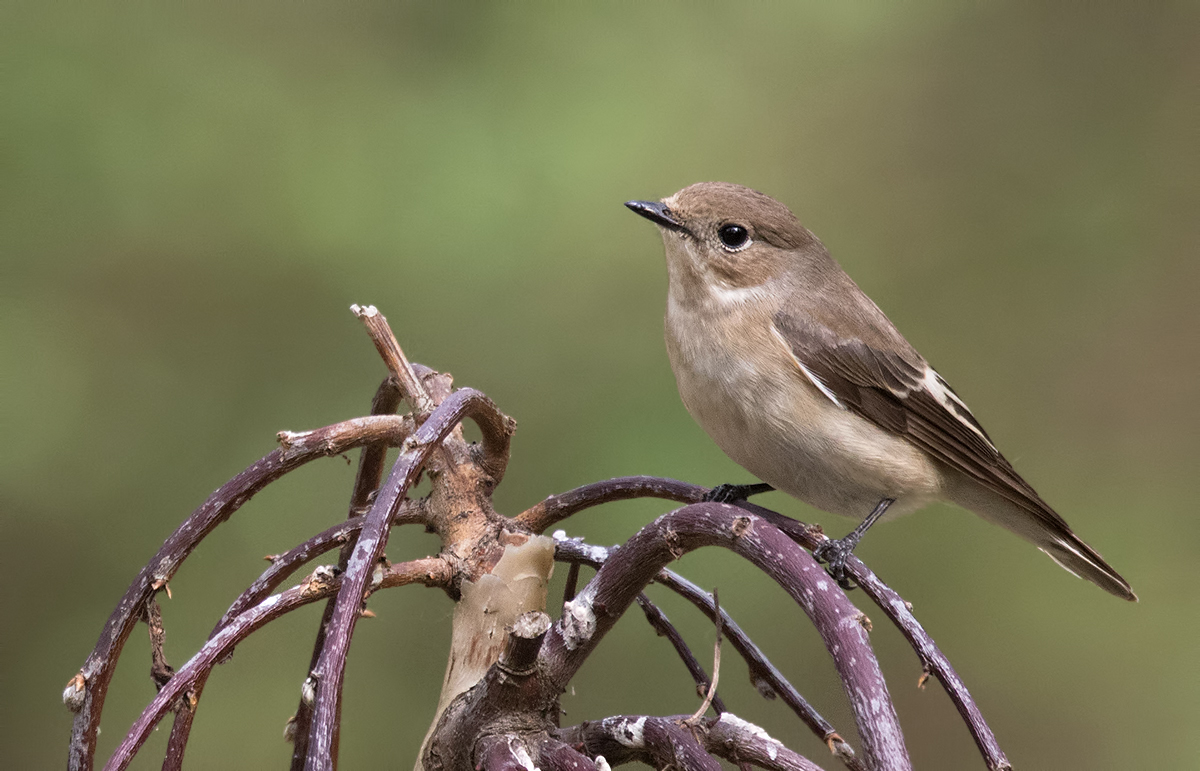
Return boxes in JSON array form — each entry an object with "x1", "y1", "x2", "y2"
[{"x1": 717, "y1": 223, "x2": 750, "y2": 251}]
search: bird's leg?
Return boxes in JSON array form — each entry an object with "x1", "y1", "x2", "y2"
[
  {"x1": 704, "y1": 482, "x2": 775, "y2": 503},
  {"x1": 813, "y1": 498, "x2": 894, "y2": 589}
]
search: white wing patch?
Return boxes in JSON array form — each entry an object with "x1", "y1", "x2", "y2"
[
  {"x1": 921, "y1": 368, "x2": 995, "y2": 450},
  {"x1": 770, "y1": 325, "x2": 847, "y2": 410}
]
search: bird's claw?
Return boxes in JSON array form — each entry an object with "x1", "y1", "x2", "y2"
[
  {"x1": 812, "y1": 537, "x2": 859, "y2": 591},
  {"x1": 703, "y1": 482, "x2": 773, "y2": 504}
]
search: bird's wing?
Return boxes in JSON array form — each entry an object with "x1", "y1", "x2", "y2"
[{"x1": 771, "y1": 310, "x2": 1070, "y2": 531}]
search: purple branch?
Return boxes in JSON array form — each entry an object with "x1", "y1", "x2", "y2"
[
  {"x1": 560, "y1": 713, "x2": 831, "y2": 771},
  {"x1": 635, "y1": 595, "x2": 727, "y2": 714},
  {"x1": 476, "y1": 736, "x2": 539, "y2": 771},
  {"x1": 537, "y1": 740, "x2": 605, "y2": 771},
  {"x1": 555, "y1": 537, "x2": 864, "y2": 771},
  {"x1": 558, "y1": 716, "x2": 722, "y2": 771},
  {"x1": 530, "y1": 476, "x2": 1007, "y2": 770},
  {"x1": 65, "y1": 414, "x2": 413, "y2": 771},
  {"x1": 101, "y1": 558, "x2": 451, "y2": 770},
  {"x1": 539, "y1": 503, "x2": 911, "y2": 770},
  {"x1": 729, "y1": 502, "x2": 1011, "y2": 771},
  {"x1": 303, "y1": 388, "x2": 515, "y2": 771},
  {"x1": 289, "y1": 375, "x2": 408, "y2": 769},
  {"x1": 516, "y1": 476, "x2": 700, "y2": 533},
  {"x1": 705, "y1": 712, "x2": 829, "y2": 771},
  {"x1": 212, "y1": 500, "x2": 426, "y2": 637}
]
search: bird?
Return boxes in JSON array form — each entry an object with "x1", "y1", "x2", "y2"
[{"x1": 625, "y1": 181, "x2": 1135, "y2": 601}]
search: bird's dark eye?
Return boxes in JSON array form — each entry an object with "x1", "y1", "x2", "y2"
[{"x1": 718, "y1": 224, "x2": 749, "y2": 249}]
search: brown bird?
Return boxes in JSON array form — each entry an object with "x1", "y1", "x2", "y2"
[{"x1": 627, "y1": 182, "x2": 1135, "y2": 600}]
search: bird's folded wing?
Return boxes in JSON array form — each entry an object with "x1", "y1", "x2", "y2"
[{"x1": 771, "y1": 310, "x2": 1070, "y2": 531}]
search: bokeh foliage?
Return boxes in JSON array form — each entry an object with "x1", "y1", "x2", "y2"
[{"x1": 2, "y1": 3, "x2": 1196, "y2": 768}]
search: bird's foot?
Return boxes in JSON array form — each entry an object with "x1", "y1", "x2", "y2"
[
  {"x1": 812, "y1": 536, "x2": 860, "y2": 591},
  {"x1": 703, "y1": 482, "x2": 774, "y2": 504}
]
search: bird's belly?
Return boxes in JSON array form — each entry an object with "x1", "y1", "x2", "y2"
[{"x1": 670, "y1": 337, "x2": 942, "y2": 520}]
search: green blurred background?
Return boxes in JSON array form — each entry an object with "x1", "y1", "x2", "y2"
[{"x1": 3, "y1": 3, "x2": 1196, "y2": 768}]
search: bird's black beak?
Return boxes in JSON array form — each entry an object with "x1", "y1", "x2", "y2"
[{"x1": 625, "y1": 200, "x2": 684, "y2": 231}]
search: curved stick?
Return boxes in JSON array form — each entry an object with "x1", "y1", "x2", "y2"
[
  {"x1": 304, "y1": 388, "x2": 515, "y2": 771},
  {"x1": 527, "y1": 476, "x2": 1008, "y2": 771},
  {"x1": 102, "y1": 558, "x2": 452, "y2": 771},
  {"x1": 65, "y1": 414, "x2": 414, "y2": 771},
  {"x1": 213, "y1": 500, "x2": 427, "y2": 637},
  {"x1": 539, "y1": 503, "x2": 911, "y2": 770},
  {"x1": 705, "y1": 712, "x2": 828, "y2": 771},
  {"x1": 729, "y1": 501, "x2": 1011, "y2": 771},
  {"x1": 558, "y1": 715, "x2": 722, "y2": 771},
  {"x1": 516, "y1": 476, "x2": 700, "y2": 534},
  {"x1": 554, "y1": 537, "x2": 863, "y2": 771},
  {"x1": 288, "y1": 375, "x2": 408, "y2": 769},
  {"x1": 559, "y1": 713, "x2": 828, "y2": 771},
  {"x1": 635, "y1": 595, "x2": 726, "y2": 715}
]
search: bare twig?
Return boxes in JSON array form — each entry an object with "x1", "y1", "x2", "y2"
[
  {"x1": 728, "y1": 501, "x2": 1011, "y2": 771},
  {"x1": 289, "y1": 376, "x2": 411, "y2": 769},
  {"x1": 705, "y1": 712, "x2": 829, "y2": 771},
  {"x1": 558, "y1": 715, "x2": 721, "y2": 771},
  {"x1": 304, "y1": 387, "x2": 516, "y2": 771},
  {"x1": 556, "y1": 537, "x2": 864, "y2": 771},
  {"x1": 686, "y1": 588, "x2": 722, "y2": 723},
  {"x1": 536, "y1": 740, "x2": 606, "y2": 771},
  {"x1": 635, "y1": 595, "x2": 726, "y2": 714},
  {"x1": 102, "y1": 558, "x2": 452, "y2": 771},
  {"x1": 560, "y1": 713, "x2": 830, "y2": 771},
  {"x1": 538, "y1": 503, "x2": 911, "y2": 770},
  {"x1": 66, "y1": 414, "x2": 415, "y2": 771},
  {"x1": 213, "y1": 499, "x2": 427, "y2": 636},
  {"x1": 351, "y1": 305, "x2": 434, "y2": 419},
  {"x1": 530, "y1": 476, "x2": 1007, "y2": 770},
  {"x1": 516, "y1": 476, "x2": 700, "y2": 534}
]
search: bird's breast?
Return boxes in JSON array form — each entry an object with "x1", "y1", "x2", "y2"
[{"x1": 664, "y1": 297, "x2": 942, "y2": 519}]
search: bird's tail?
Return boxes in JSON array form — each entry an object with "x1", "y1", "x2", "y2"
[
  {"x1": 1036, "y1": 531, "x2": 1137, "y2": 601},
  {"x1": 945, "y1": 475, "x2": 1137, "y2": 601}
]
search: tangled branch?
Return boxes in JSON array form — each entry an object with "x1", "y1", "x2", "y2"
[{"x1": 66, "y1": 305, "x2": 1010, "y2": 771}]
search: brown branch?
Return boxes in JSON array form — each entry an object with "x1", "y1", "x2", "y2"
[
  {"x1": 304, "y1": 387, "x2": 516, "y2": 771},
  {"x1": 704, "y1": 712, "x2": 829, "y2": 771},
  {"x1": 536, "y1": 740, "x2": 606, "y2": 771},
  {"x1": 516, "y1": 475, "x2": 700, "y2": 534},
  {"x1": 347, "y1": 376, "x2": 407, "y2": 513},
  {"x1": 727, "y1": 501, "x2": 1012, "y2": 771},
  {"x1": 556, "y1": 537, "x2": 864, "y2": 771},
  {"x1": 557, "y1": 715, "x2": 722, "y2": 771},
  {"x1": 66, "y1": 414, "x2": 414, "y2": 771},
  {"x1": 289, "y1": 375, "x2": 411, "y2": 769},
  {"x1": 538, "y1": 503, "x2": 911, "y2": 770},
  {"x1": 563, "y1": 713, "x2": 828, "y2": 771},
  {"x1": 530, "y1": 476, "x2": 1007, "y2": 771},
  {"x1": 351, "y1": 305, "x2": 434, "y2": 420},
  {"x1": 635, "y1": 595, "x2": 726, "y2": 714},
  {"x1": 476, "y1": 735, "x2": 538, "y2": 771},
  {"x1": 102, "y1": 558, "x2": 452, "y2": 771},
  {"x1": 213, "y1": 500, "x2": 427, "y2": 637}
]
